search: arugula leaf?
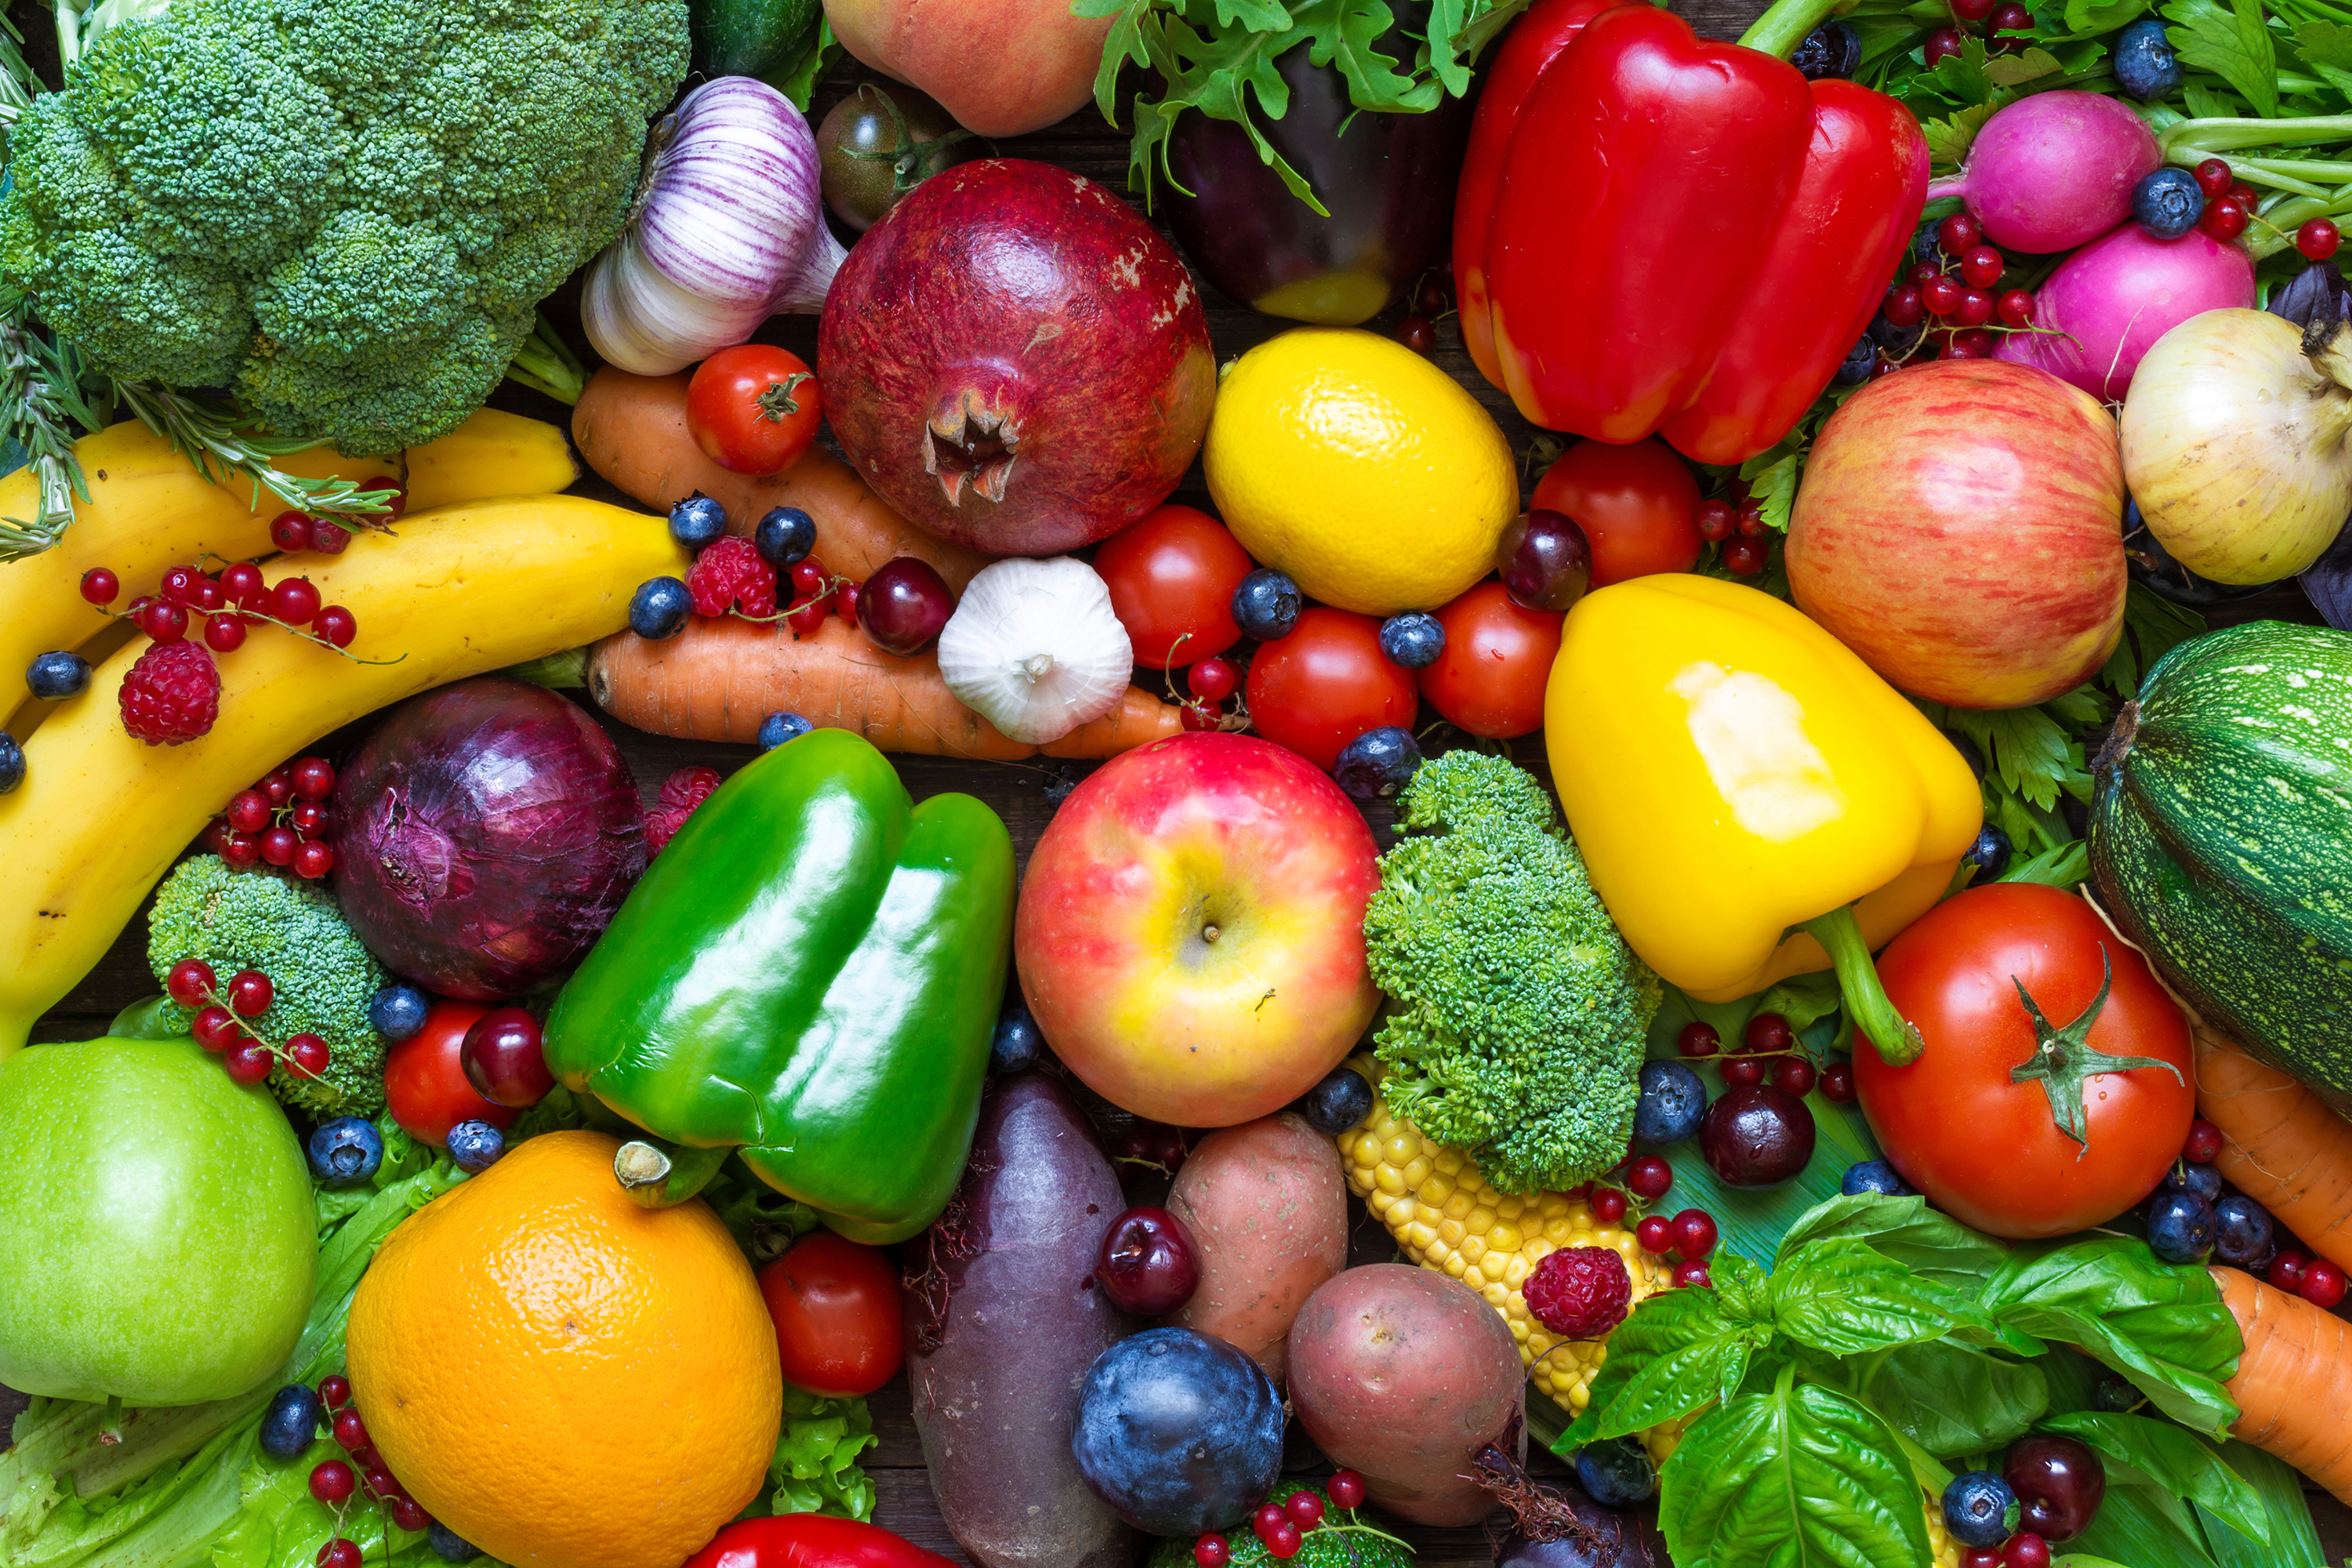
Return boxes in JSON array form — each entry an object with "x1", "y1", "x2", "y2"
[
  {"x1": 1862, "y1": 1341, "x2": 2050, "y2": 1454},
  {"x1": 1921, "y1": 96, "x2": 2008, "y2": 172},
  {"x1": 1559, "y1": 1284, "x2": 1769, "y2": 1446},
  {"x1": 1661, "y1": 1371, "x2": 1933, "y2": 1568},
  {"x1": 2041, "y1": 1414, "x2": 2267, "y2": 1547},
  {"x1": 2163, "y1": 0, "x2": 2280, "y2": 115},
  {"x1": 1771, "y1": 1237, "x2": 1976, "y2": 1355},
  {"x1": 1773, "y1": 1193, "x2": 2009, "y2": 1296}
]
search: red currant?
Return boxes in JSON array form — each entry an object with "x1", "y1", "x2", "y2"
[
  {"x1": 2227, "y1": 181, "x2": 2259, "y2": 208},
  {"x1": 221, "y1": 830, "x2": 261, "y2": 869},
  {"x1": 1722, "y1": 536, "x2": 1767, "y2": 575},
  {"x1": 1938, "y1": 212, "x2": 1983, "y2": 254},
  {"x1": 368, "y1": 478, "x2": 408, "y2": 518},
  {"x1": 318, "y1": 1541, "x2": 362, "y2": 1568},
  {"x1": 390, "y1": 1497, "x2": 431, "y2": 1533},
  {"x1": 1672, "y1": 1258, "x2": 1713, "y2": 1289},
  {"x1": 294, "y1": 839, "x2": 336, "y2": 880},
  {"x1": 2302, "y1": 1259, "x2": 2347, "y2": 1308},
  {"x1": 1189, "y1": 657, "x2": 1238, "y2": 704},
  {"x1": 270, "y1": 512, "x2": 314, "y2": 552},
  {"x1": 1626, "y1": 1154, "x2": 1673, "y2": 1200},
  {"x1": 159, "y1": 565, "x2": 202, "y2": 606},
  {"x1": 221, "y1": 561, "x2": 265, "y2": 602},
  {"x1": 1820, "y1": 1061, "x2": 1857, "y2": 1103},
  {"x1": 1735, "y1": 506, "x2": 1769, "y2": 539},
  {"x1": 290, "y1": 756, "x2": 336, "y2": 799},
  {"x1": 194, "y1": 579, "x2": 224, "y2": 613},
  {"x1": 1989, "y1": 1, "x2": 2031, "y2": 28},
  {"x1": 141, "y1": 601, "x2": 188, "y2": 644},
  {"x1": 350, "y1": 1444, "x2": 381, "y2": 1471},
  {"x1": 2194, "y1": 158, "x2": 2233, "y2": 197},
  {"x1": 1962, "y1": 1549, "x2": 2004, "y2": 1568},
  {"x1": 1265, "y1": 1523, "x2": 1302, "y2": 1560},
  {"x1": 1254, "y1": 1503, "x2": 1287, "y2": 1540},
  {"x1": 789, "y1": 558, "x2": 829, "y2": 601},
  {"x1": 1959, "y1": 245, "x2": 2003, "y2": 289},
  {"x1": 1953, "y1": 0, "x2": 1994, "y2": 17},
  {"x1": 1590, "y1": 1189, "x2": 1628, "y2": 1225},
  {"x1": 193, "y1": 1006, "x2": 239, "y2": 1051},
  {"x1": 308, "y1": 521, "x2": 350, "y2": 557},
  {"x1": 227, "y1": 970, "x2": 274, "y2": 1017},
  {"x1": 2202, "y1": 197, "x2": 2248, "y2": 241},
  {"x1": 260, "y1": 768, "x2": 296, "y2": 804},
  {"x1": 2299, "y1": 219, "x2": 2342, "y2": 260},
  {"x1": 1742, "y1": 1013, "x2": 1793, "y2": 1054},
  {"x1": 80, "y1": 567, "x2": 119, "y2": 605},
  {"x1": 1996, "y1": 289, "x2": 2036, "y2": 327},
  {"x1": 1416, "y1": 278, "x2": 1448, "y2": 315},
  {"x1": 333, "y1": 1407, "x2": 369, "y2": 1450},
  {"x1": 1396, "y1": 315, "x2": 1436, "y2": 356},
  {"x1": 308, "y1": 1460, "x2": 356, "y2": 1506},
  {"x1": 1882, "y1": 284, "x2": 1925, "y2": 328},
  {"x1": 2178, "y1": 1117, "x2": 2221, "y2": 1163},
  {"x1": 261, "y1": 826, "x2": 299, "y2": 866},
  {"x1": 1773, "y1": 1057, "x2": 1818, "y2": 1096},
  {"x1": 2000, "y1": 1532, "x2": 2052, "y2": 1568},
  {"x1": 1327, "y1": 1471, "x2": 1366, "y2": 1509},
  {"x1": 1921, "y1": 274, "x2": 1963, "y2": 317},
  {"x1": 1907, "y1": 260, "x2": 1941, "y2": 288},
  {"x1": 290, "y1": 800, "x2": 328, "y2": 837},
  {"x1": 2269, "y1": 1250, "x2": 2310, "y2": 1290},
  {"x1": 1722, "y1": 1056, "x2": 1766, "y2": 1087},
  {"x1": 1676, "y1": 1021, "x2": 1722, "y2": 1058},
  {"x1": 1695, "y1": 499, "x2": 1734, "y2": 542},
  {"x1": 1951, "y1": 288, "x2": 1995, "y2": 327},
  {"x1": 314, "y1": 606, "x2": 358, "y2": 648},
  {"x1": 363, "y1": 1467, "x2": 399, "y2": 1498},
  {"x1": 320, "y1": 1374, "x2": 352, "y2": 1410},
  {"x1": 224, "y1": 1040, "x2": 274, "y2": 1084},
  {"x1": 1671, "y1": 1209, "x2": 1718, "y2": 1258},
  {"x1": 1951, "y1": 328, "x2": 1995, "y2": 356},
  {"x1": 1179, "y1": 702, "x2": 1220, "y2": 733},
  {"x1": 1194, "y1": 1535, "x2": 1230, "y2": 1568},
  {"x1": 1636, "y1": 1214, "x2": 1673, "y2": 1254},
  {"x1": 1923, "y1": 25, "x2": 1965, "y2": 64},
  {"x1": 204, "y1": 613, "x2": 247, "y2": 653},
  {"x1": 271, "y1": 578, "x2": 322, "y2": 625},
  {"x1": 834, "y1": 580, "x2": 860, "y2": 622},
  {"x1": 1286, "y1": 1491, "x2": 1325, "y2": 1529},
  {"x1": 287, "y1": 1033, "x2": 332, "y2": 1079},
  {"x1": 167, "y1": 958, "x2": 218, "y2": 1007},
  {"x1": 787, "y1": 598, "x2": 829, "y2": 636}
]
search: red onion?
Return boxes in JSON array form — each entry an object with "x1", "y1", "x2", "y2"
[{"x1": 326, "y1": 678, "x2": 645, "y2": 999}]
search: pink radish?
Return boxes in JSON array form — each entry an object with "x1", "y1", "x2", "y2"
[
  {"x1": 1929, "y1": 92, "x2": 2162, "y2": 252},
  {"x1": 1994, "y1": 223, "x2": 2254, "y2": 401}
]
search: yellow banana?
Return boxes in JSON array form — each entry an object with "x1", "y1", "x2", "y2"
[
  {"x1": 0, "y1": 408, "x2": 577, "y2": 743},
  {"x1": 0, "y1": 493, "x2": 686, "y2": 1056}
]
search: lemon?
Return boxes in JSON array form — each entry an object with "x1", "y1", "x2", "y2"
[{"x1": 1204, "y1": 327, "x2": 1519, "y2": 617}]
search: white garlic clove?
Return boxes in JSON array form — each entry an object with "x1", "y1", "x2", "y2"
[{"x1": 937, "y1": 558, "x2": 1134, "y2": 745}]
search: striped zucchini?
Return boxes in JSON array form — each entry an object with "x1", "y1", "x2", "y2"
[{"x1": 2089, "y1": 620, "x2": 2352, "y2": 1112}]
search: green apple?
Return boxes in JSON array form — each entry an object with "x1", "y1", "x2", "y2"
[{"x1": 0, "y1": 1036, "x2": 317, "y2": 1406}]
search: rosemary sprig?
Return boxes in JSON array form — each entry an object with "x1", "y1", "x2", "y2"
[
  {"x1": 0, "y1": 289, "x2": 105, "y2": 561},
  {"x1": 108, "y1": 379, "x2": 399, "y2": 524}
]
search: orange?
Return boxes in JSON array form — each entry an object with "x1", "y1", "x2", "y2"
[{"x1": 346, "y1": 1131, "x2": 781, "y2": 1568}]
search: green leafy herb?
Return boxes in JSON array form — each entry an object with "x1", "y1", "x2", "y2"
[
  {"x1": 2002, "y1": 839, "x2": 2094, "y2": 888},
  {"x1": 747, "y1": 1386, "x2": 877, "y2": 1522},
  {"x1": 1861, "y1": 1340, "x2": 2051, "y2": 1454},
  {"x1": 1564, "y1": 1279, "x2": 1768, "y2": 1443},
  {"x1": 2164, "y1": 0, "x2": 2281, "y2": 114},
  {"x1": 1985, "y1": 43, "x2": 2070, "y2": 82},
  {"x1": 1736, "y1": 449, "x2": 1800, "y2": 533},
  {"x1": 1922, "y1": 96, "x2": 2010, "y2": 171},
  {"x1": 1769, "y1": 1236, "x2": 1974, "y2": 1355},
  {"x1": 110, "y1": 382, "x2": 400, "y2": 527},
  {"x1": 1773, "y1": 1193, "x2": 2006, "y2": 1295},
  {"x1": 0, "y1": 285, "x2": 104, "y2": 561}
]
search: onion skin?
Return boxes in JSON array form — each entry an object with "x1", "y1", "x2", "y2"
[{"x1": 2122, "y1": 309, "x2": 2352, "y2": 585}]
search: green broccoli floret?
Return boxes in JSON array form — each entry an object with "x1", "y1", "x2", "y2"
[
  {"x1": 0, "y1": 0, "x2": 687, "y2": 452},
  {"x1": 147, "y1": 855, "x2": 388, "y2": 1117},
  {"x1": 1363, "y1": 750, "x2": 1660, "y2": 1196}
]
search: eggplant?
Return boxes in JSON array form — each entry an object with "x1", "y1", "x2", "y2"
[
  {"x1": 904, "y1": 1073, "x2": 1136, "y2": 1568},
  {"x1": 1162, "y1": 41, "x2": 1475, "y2": 326}
]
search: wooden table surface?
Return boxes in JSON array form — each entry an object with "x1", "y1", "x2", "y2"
[{"x1": 8, "y1": 0, "x2": 2348, "y2": 1561}]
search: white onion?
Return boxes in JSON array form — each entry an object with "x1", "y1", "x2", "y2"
[
  {"x1": 582, "y1": 76, "x2": 847, "y2": 376},
  {"x1": 937, "y1": 559, "x2": 1133, "y2": 745}
]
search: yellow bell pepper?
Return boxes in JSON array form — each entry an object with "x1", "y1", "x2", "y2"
[{"x1": 1544, "y1": 574, "x2": 1981, "y2": 1063}]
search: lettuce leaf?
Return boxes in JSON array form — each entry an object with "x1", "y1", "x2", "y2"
[{"x1": 742, "y1": 1388, "x2": 877, "y2": 1523}]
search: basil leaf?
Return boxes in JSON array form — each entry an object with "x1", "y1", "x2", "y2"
[
  {"x1": 2042, "y1": 1414, "x2": 2266, "y2": 1548},
  {"x1": 1562, "y1": 1287, "x2": 1767, "y2": 1446},
  {"x1": 2198, "y1": 1443, "x2": 2328, "y2": 1568},
  {"x1": 1714, "y1": 1251, "x2": 1771, "y2": 1326},
  {"x1": 2063, "y1": 1478, "x2": 2223, "y2": 1568},
  {"x1": 2054, "y1": 1556, "x2": 2146, "y2": 1567},
  {"x1": 1773, "y1": 1237, "x2": 1969, "y2": 1355},
  {"x1": 1864, "y1": 1341, "x2": 2049, "y2": 1455},
  {"x1": 1661, "y1": 1373, "x2": 1933, "y2": 1568},
  {"x1": 1774, "y1": 1193, "x2": 2006, "y2": 1294}
]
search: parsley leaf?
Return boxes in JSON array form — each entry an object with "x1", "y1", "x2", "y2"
[
  {"x1": 1921, "y1": 96, "x2": 2009, "y2": 172},
  {"x1": 2163, "y1": 0, "x2": 2280, "y2": 115}
]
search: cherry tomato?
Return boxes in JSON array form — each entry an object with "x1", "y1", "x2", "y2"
[
  {"x1": 1530, "y1": 437, "x2": 1703, "y2": 586},
  {"x1": 1853, "y1": 884, "x2": 2193, "y2": 1239},
  {"x1": 756, "y1": 1231, "x2": 906, "y2": 1397},
  {"x1": 1093, "y1": 505, "x2": 1254, "y2": 668},
  {"x1": 383, "y1": 1000, "x2": 519, "y2": 1148},
  {"x1": 1245, "y1": 608, "x2": 1418, "y2": 772},
  {"x1": 686, "y1": 346, "x2": 822, "y2": 477},
  {"x1": 1417, "y1": 581, "x2": 1563, "y2": 739}
]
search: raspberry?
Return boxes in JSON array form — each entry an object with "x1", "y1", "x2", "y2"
[
  {"x1": 645, "y1": 767, "x2": 724, "y2": 857},
  {"x1": 119, "y1": 641, "x2": 221, "y2": 745},
  {"x1": 1523, "y1": 1245, "x2": 1634, "y2": 1339},
  {"x1": 685, "y1": 536, "x2": 776, "y2": 619}
]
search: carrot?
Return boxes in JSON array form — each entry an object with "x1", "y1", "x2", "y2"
[
  {"x1": 572, "y1": 367, "x2": 990, "y2": 592},
  {"x1": 583, "y1": 613, "x2": 1182, "y2": 761},
  {"x1": 2195, "y1": 1024, "x2": 2352, "y2": 1275},
  {"x1": 2212, "y1": 1264, "x2": 2352, "y2": 1503}
]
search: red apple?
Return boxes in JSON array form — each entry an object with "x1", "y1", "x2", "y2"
[
  {"x1": 826, "y1": 0, "x2": 1112, "y2": 138},
  {"x1": 1015, "y1": 733, "x2": 1381, "y2": 1128},
  {"x1": 1785, "y1": 360, "x2": 2125, "y2": 709}
]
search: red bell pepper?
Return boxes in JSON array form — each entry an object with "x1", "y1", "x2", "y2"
[
  {"x1": 1454, "y1": 0, "x2": 1928, "y2": 466},
  {"x1": 683, "y1": 1515, "x2": 955, "y2": 1568}
]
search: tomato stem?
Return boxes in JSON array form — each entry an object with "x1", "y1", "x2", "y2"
[
  {"x1": 2007, "y1": 953, "x2": 2185, "y2": 1151},
  {"x1": 1799, "y1": 904, "x2": 1925, "y2": 1067}
]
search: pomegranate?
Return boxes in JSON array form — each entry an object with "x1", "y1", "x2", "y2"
[{"x1": 819, "y1": 159, "x2": 1216, "y2": 557}]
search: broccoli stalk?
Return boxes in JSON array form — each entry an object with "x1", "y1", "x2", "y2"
[
  {"x1": 1362, "y1": 750, "x2": 1661, "y2": 1196},
  {"x1": 503, "y1": 310, "x2": 588, "y2": 407}
]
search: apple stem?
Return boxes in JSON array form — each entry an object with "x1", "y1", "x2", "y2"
[{"x1": 1799, "y1": 904, "x2": 1926, "y2": 1067}]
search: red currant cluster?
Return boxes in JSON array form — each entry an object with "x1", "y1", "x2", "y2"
[
  {"x1": 307, "y1": 1374, "x2": 437, "y2": 1559},
  {"x1": 166, "y1": 957, "x2": 328, "y2": 1087},
  {"x1": 686, "y1": 535, "x2": 849, "y2": 636},
  {"x1": 1167, "y1": 641, "x2": 1246, "y2": 734},
  {"x1": 1873, "y1": 212, "x2": 2036, "y2": 372},
  {"x1": 203, "y1": 755, "x2": 339, "y2": 879},
  {"x1": 1694, "y1": 483, "x2": 1773, "y2": 578},
  {"x1": 1392, "y1": 274, "x2": 1450, "y2": 358},
  {"x1": 1925, "y1": 0, "x2": 2034, "y2": 66},
  {"x1": 1192, "y1": 1473, "x2": 1373, "y2": 1565},
  {"x1": 1677, "y1": 1011, "x2": 1853, "y2": 1102},
  {"x1": 268, "y1": 481, "x2": 405, "y2": 557},
  {"x1": 1112, "y1": 1119, "x2": 1192, "y2": 1178},
  {"x1": 1585, "y1": 1156, "x2": 1715, "y2": 1288},
  {"x1": 2190, "y1": 159, "x2": 2264, "y2": 242}
]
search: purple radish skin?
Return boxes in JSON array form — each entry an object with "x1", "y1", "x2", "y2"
[
  {"x1": 1994, "y1": 223, "x2": 2255, "y2": 399},
  {"x1": 1928, "y1": 93, "x2": 2162, "y2": 253}
]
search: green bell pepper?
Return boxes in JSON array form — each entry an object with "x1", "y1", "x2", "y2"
[{"x1": 543, "y1": 729, "x2": 1014, "y2": 1244}]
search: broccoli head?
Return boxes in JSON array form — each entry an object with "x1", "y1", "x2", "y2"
[
  {"x1": 147, "y1": 855, "x2": 388, "y2": 1118},
  {"x1": 0, "y1": 0, "x2": 688, "y2": 453},
  {"x1": 1363, "y1": 750, "x2": 1660, "y2": 1196}
]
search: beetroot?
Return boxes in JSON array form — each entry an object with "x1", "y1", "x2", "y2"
[
  {"x1": 327, "y1": 678, "x2": 644, "y2": 999},
  {"x1": 818, "y1": 158, "x2": 1216, "y2": 557}
]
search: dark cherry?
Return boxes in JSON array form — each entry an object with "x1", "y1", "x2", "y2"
[
  {"x1": 2004, "y1": 1436, "x2": 2104, "y2": 1541},
  {"x1": 459, "y1": 1007, "x2": 554, "y2": 1108},
  {"x1": 1494, "y1": 509, "x2": 1594, "y2": 613},
  {"x1": 1095, "y1": 1204, "x2": 1201, "y2": 1316},
  {"x1": 1699, "y1": 1083, "x2": 1817, "y2": 1188},
  {"x1": 856, "y1": 557, "x2": 955, "y2": 656}
]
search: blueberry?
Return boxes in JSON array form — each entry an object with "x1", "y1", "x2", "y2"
[
  {"x1": 2132, "y1": 167, "x2": 2204, "y2": 240},
  {"x1": 757, "y1": 711, "x2": 813, "y2": 751},
  {"x1": 1232, "y1": 568, "x2": 1301, "y2": 641},
  {"x1": 308, "y1": 1116, "x2": 384, "y2": 1186},
  {"x1": 1575, "y1": 1438, "x2": 1657, "y2": 1508},
  {"x1": 1333, "y1": 726, "x2": 1421, "y2": 800},
  {"x1": 754, "y1": 505, "x2": 818, "y2": 568},
  {"x1": 990, "y1": 1003, "x2": 1044, "y2": 1075},
  {"x1": 2092, "y1": 1372, "x2": 2143, "y2": 1412},
  {"x1": 427, "y1": 1523, "x2": 483, "y2": 1563},
  {"x1": 368, "y1": 982, "x2": 430, "y2": 1042},
  {"x1": 1941, "y1": 1470, "x2": 2017, "y2": 1548},
  {"x1": 1841, "y1": 1159, "x2": 1915, "y2": 1197},
  {"x1": 1869, "y1": 310, "x2": 1922, "y2": 356},
  {"x1": 260, "y1": 1382, "x2": 325, "y2": 1461},
  {"x1": 2113, "y1": 18, "x2": 2183, "y2": 101},
  {"x1": 2161, "y1": 1158, "x2": 2222, "y2": 1201},
  {"x1": 1963, "y1": 822, "x2": 2012, "y2": 884},
  {"x1": 26, "y1": 650, "x2": 89, "y2": 701},
  {"x1": 1072, "y1": 1327, "x2": 1286, "y2": 1535},
  {"x1": 0, "y1": 732, "x2": 20, "y2": 795},
  {"x1": 2212, "y1": 1194, "x2": 2276, "y2": 1269},
  {"x1": 1911, "y1": 225, "x2": 1948, "y2": 271},
  {"x1": 1635, "y1": 1060, "x2": 1707, "y2": 1147},
  {"x1": 2147, "y1": 1189, "x2": 2216, "y2": 1262},
  {"x1": 667, "y1": 492, "x2": 728, "y2": 550},
  {"x1": 1298, "y1": 1067, "x2": 1374, "y2": 1136},
  {"x1": 1378, "y1": 612, "x2": 1445, "y2": 669},
  {"x1": 1791, "y1": 19, "x2": 1862, "y2": 78},
  {"x1": 447, "y1": 1120, "x2": 506, "y2": 1174},
  {"x1": 629, "y1": 576, "x2": 692, "y2": 640},
  {"x1": 1042, "y1": 760, "x2": 1091, "y2": 807},
  {"x1": 1944, "y1": 729, "x2": 1987, "y2": 779},
  {"x1": 1834, "y1": 335, "x2": 1878, "y2": 386}
]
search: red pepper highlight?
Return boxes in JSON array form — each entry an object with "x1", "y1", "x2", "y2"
[{"x1": 683, "y1": 1515, "x2": 956, "y2": 1568}]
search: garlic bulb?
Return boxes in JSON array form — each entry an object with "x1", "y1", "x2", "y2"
[
  {"x1": 938, "y1": 558, "x2": 1132, "y2": 745},
  {"x1": 583, "y1": 77, "x2": 848, "y2": 376}
]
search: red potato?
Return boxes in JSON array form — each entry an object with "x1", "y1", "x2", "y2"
[
  {"x1": 902, "y1": 1074, "x2": 1134, "y2": 1568},
  {"x1": 1287, "y1": 1263, "x2": 1526, "y2": 1526},
  {"x1": 1160, "y1": 1113, "x2": 1348, "y2": 1385}
]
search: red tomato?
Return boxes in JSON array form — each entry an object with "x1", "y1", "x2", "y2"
[
  {"x1": 1530, "y1": 437, "x2": 1702, "y2": 586},
  {"x1": 686, "y1": 346, "x2": 822, "y2": 477},
  {"x1": 1093, "y1": 505, "x2": 1254, "y2": 668},
  {"x1": 383, "y1": 1000, "x2": 518, "y2": 1148},
  {"x1": 1245, "y1": 608, "x2": 1418, "y2": 772},
  {"x1": 1853, "y1": 883, "x2": 2193, "y2": 1239},
  {"x1": 1418, "y1": 582, "x2": 1563, "y2": 739},
  {"x1": 757, "y1": 1231, "x2": 906, "y2": 1397}
]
